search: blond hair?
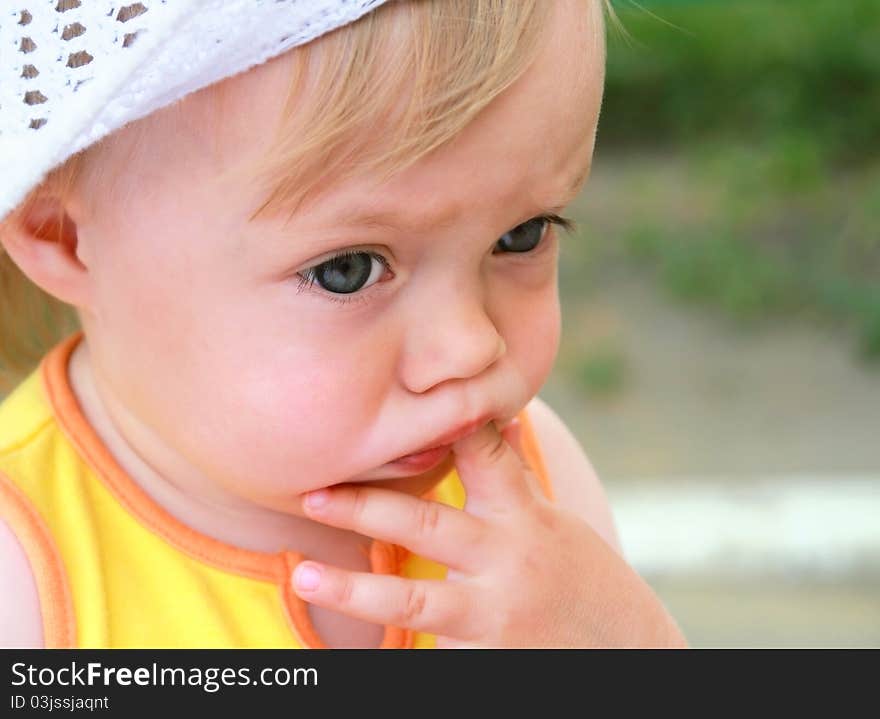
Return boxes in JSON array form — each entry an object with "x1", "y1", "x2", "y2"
[{"x1": 0, "y1": 0, "x2": 608, "y2": 393}]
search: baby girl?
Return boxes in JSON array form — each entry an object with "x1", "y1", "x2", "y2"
[{"x1": 0, "y1": 0, "x2": 685, "y2": 648}]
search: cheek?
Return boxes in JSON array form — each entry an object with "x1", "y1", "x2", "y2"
[
  {"x1": 519, "y1": 291, "x2": 561, "y2": 387},
  {"x1": 89, "y1": 206, "x2": 211, "y2": 350},
  {"x1": 84, "y1": 225, "x2": 204, "y2": 431},
  {"x1": 240, "y1": 355, "x2": 356, "y2": 444},
  {"x1": 498, "y1": 268, "x2": 562, "y2": 395},
  {"x1": 198, "y1": 339, "x2": 389, "y2": 495}
]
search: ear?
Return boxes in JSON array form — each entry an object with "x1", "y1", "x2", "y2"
[{"x1": 0, "y1": 195, "x2": 92, "y2": 308}]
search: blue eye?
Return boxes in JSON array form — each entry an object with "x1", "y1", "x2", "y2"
[
  {"x1": 297, "y1": 250, "x2": 391, "y2": 296},
  {"x1": 296, "y1": 213, "x2": 575, "y2": 305},
  {"x1": 495, "y1": 217, "x2": 550, "y2": 254}
]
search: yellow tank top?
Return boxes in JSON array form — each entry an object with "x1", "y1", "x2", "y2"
[{"x1": 0, "y1": 334, "x2": 553, "y2": 648}]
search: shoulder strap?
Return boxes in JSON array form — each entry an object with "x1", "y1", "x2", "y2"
[
  {"x1": 0, "y1": 471, "x2": 76, "y2": 648},
  {"x1": 517, "y1": 407, "x2": 555, "y2": 502}
]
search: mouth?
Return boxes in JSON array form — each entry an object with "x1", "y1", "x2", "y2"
[
  {"x1": 379, "y1": 414, "x2": 494, "y2": 473},
  {"x1": 346, "y1": 413, "x2": 514, "y2": 483},
  {"x1": 384, "y1": 444, "x2": 453, "y2": 473}
]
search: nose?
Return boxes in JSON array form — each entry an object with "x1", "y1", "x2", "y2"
[{"x1": 399, "y1": 282, "x2": 507, "y2": 394}]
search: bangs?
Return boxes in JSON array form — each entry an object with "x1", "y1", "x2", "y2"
[{"x1": 236, "y1": 0, "x2": 559, "y2": 222}]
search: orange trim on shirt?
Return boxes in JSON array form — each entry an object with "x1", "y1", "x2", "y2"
[
  {"x1": 516, "y1": 410, "x2": 555, "y2": 502},
  {"x1": 0, "y1": 471, "x2": 77, "y2": 648}
]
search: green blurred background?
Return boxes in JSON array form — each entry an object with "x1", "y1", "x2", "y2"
[{"x1": 543, "y1": 0, "x2": 880, "y2": 647}]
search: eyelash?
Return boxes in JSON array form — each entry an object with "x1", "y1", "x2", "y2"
[{"x1": 295, "y1": 213, "x2": 576, "y2": 306}]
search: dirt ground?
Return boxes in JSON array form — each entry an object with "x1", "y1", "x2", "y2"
[
  {"x1": 650, "y1": 577, "x2": 880, "y2": 648},
  {"x1": 543, "y1": 277, "x2": 880, "y2": 479}
]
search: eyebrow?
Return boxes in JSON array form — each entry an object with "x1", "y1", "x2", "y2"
[
  {"x1": 335, "y1": 162, "x2": 593, "y2": 232},
  {"x1": 334, "y1": 202, "x2": 454, "y2": 230},
  {"x1": 336, "y1": 208, "x2": 457, "y2": 232}
]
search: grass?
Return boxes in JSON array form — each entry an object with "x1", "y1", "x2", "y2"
[
  {"x1": 575, "y1": 346, "x2": 629, "y2": 398},
  {"x1": 603, "y1": 0, "x2": 880, "y2": 170}
]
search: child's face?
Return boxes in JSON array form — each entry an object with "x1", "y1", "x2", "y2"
[{"x1": 75, "y1": 0, "x2": 604, "y2": 515}]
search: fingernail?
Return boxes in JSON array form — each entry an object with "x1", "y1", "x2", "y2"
[
  {"x1": 294, "y1": 563, "x2": 322, "y2": 591},
  {"x1": 304, "y1": 489, "x2": 330, "y2": 511},
  {"x1": 504, "y1": 418, "x2": 521, "y2": 434}
]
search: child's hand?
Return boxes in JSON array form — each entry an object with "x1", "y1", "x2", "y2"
[{"x1": 293, "y1": 422, "x2": 687, "y2": 648}]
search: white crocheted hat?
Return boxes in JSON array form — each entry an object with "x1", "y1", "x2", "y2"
[{"x1": 0, "y1": 0, "x2": 390, "y2": 221}]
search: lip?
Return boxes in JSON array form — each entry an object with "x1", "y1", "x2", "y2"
[
  {"x1": 384, "y1": 413, "x2": 494, "y2": 469},
  {"x1": 386, "y1": 445, "x2": 452, "y2": 472}
]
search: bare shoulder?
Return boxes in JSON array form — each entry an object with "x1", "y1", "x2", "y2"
[
  {"x1": 525, "y1": 396, "x2": 621, "y2": 552},
  {"x1": 0, "y1": 518, "x2": 44, "y2": 647}
]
